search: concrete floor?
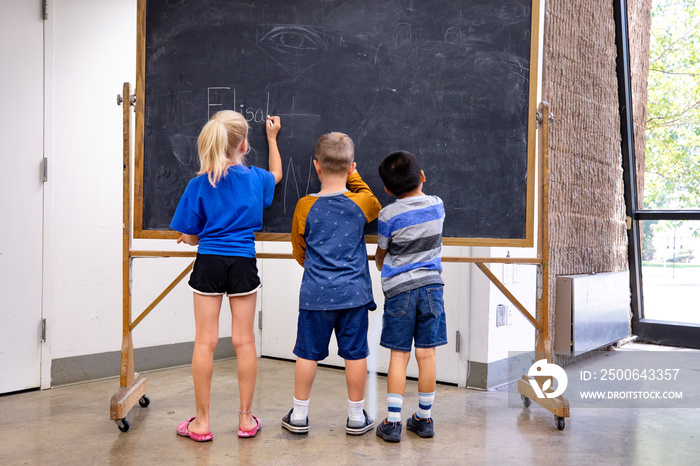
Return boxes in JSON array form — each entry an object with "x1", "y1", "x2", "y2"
[{"x1": 1, "y1": 349, "x2": 699, "y2": 465}]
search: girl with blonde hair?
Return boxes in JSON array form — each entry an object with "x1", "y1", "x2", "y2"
[{"x1": 171, "y1": 110, "x2": 283, "y2": 440}]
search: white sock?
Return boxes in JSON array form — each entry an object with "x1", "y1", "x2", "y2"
[
  {"x1": 292, "y1": 397, "x2": 309, "y2": 422},
  {"x1": 348, "y1": 399, "x2": 365, "y2": 423}
]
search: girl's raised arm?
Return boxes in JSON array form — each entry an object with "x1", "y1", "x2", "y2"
[{"x1": 265, "y1": 116, "x2": 283, "y2": 184}]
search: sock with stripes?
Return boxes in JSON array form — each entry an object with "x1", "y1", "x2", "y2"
[
  {"x1": 417, "y1": 391, "x2": 435, "y2": 419},
  {"x1": 387, "y1": 393, "x2": 403, "y2": 423}
]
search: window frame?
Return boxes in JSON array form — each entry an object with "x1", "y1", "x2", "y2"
[{"x1": 614, "y1": 0, "x2": 700, "y2": 349}]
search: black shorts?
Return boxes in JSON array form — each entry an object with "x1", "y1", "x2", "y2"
[{"x1": 188, "y1": 253, "x2": 261, "y2": 296}]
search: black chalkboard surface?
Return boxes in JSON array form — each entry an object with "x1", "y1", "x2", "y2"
[{"x1": 135, "y1": 0, "x2": 538, "y2": 244}]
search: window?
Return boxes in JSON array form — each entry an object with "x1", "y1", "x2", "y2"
[{"x1": 616, "y1": 0, "x2": 700, "y2": 347}]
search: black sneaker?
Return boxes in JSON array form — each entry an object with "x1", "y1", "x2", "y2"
[
  {"x1": 375, "y1": 418, "x2": 402, "y2": 442},
  {"x1": 406, "y1": 413, "x2": 434, "y2": 438},
  {"x1": 281, "y1": 408, "x2": 309, "y2": 434},
  {"x1": 346, "y1": 409, "x2": 374, "y2": 435}
]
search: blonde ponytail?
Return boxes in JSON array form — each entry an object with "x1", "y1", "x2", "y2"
[{"x1": 197, "y1": 110, "x2": 249, "y2": 187}]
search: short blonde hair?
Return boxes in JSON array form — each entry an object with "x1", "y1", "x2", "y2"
[
  {"x1": 197, "y1": 110, "x2": 249, "y2": 187},
  {"x1": 314, "y1": 132, "x2": 354, "y2": 174}
]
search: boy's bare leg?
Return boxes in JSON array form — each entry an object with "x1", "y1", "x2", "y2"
[
  {"x1": 344, "y1": 358, "x2": 367, "y2": 401},
  {"x1": 189, "y1": 293, "x2": 223, "y2": 435},
  {"x1": 414, "y1": 347, "x2": 437, "y2": 393},
  {"x1": 229, "y1": 292, "x2": 258, "y2": 432},
  {"x1": 294, "y1": 357, "x2": 318, "y2": 400},
  {"x1": 387, "y1": 350, "x2": 411, "y2": 395}
]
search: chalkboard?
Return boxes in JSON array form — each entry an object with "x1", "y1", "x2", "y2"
[{"x1": 134, "y1": 0, "x2": 539, "y2": 245}]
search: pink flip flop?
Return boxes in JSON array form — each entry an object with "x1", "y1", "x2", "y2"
[
  {"x1": 176, "y1": 417, "x2": 213, "y2": 442},
  {"x1": 238, "y1": 415, "x2": 261, "y2": 438}
]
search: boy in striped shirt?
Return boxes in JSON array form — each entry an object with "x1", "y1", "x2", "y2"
[{"x1": 374, "y1": 150, "x2": 447, "y2": 442}]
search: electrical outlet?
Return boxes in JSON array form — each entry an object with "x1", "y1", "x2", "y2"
[{"x1": 506, "y1": 305, "x2": 513, "y2": 325}]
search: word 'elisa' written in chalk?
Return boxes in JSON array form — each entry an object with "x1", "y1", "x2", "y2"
[
  {"x1": 207, "y1": 87, "x2": 270, "y2": 123},
  {"x1": 207, "y1": 87, "x2": 320, "y2": 124}
]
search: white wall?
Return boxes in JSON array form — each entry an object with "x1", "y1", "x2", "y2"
[
  {"x1": 47, "y1": 0, "x2": 209, "y2": 359},
  {"x1": 49, "y1": 0, "x2": 132, "y2": 358},
  {"x1": 40, "y1": 0, "x2": 539, "y2": 388}
]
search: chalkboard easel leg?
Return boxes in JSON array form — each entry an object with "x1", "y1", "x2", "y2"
[
  {"x1": 516, "y1": 101, "x2": 570, "y2": 429},
  {"x1": 109, "y1": 82, "x2": 147, "y2": 432}
]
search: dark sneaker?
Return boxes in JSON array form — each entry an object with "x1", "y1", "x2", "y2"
[
  {"x1": 406, "y1": 413, "x2": 434, "y2": 438},
  {"x1": 346, "y1": 409, "x2": 374, "y2": 435},
  {"x1": 281, "y1": 408, "x2": 309, "y2": 434},
  {"x1": 375, "y1": 418, "x2": 402, "y2": 442}
]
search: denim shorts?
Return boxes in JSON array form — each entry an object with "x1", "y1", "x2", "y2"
[
  {"x1": 293, "y1": 304, "x2": 370, "y2": 361},
  {"x1": 380, "y1": 285, "x2": 447, "y2": 352}
]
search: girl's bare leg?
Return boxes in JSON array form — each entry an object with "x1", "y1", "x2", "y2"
[
  {"x1": 188, "y1": 293, "x2": 223, "y2": 435},
  {"x1": 230, "y1": 292, "x2": 258, "y2": 431}
]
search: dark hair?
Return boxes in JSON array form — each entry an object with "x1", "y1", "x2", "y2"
[{"x1": 378, "y1": 151, "x2": 421, "y2": 196}]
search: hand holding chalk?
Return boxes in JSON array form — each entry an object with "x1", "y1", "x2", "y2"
[{"x1": 266, "y1": 115, "x2": 281, "y2": 138}]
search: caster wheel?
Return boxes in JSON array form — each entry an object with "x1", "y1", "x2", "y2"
[
  {"x1": 555, "y1": 416, "x2": 565, "y2": 431},
  {"x1": 116, "y1": 418, "x2": 130, "y2": 432},
  {"x1": 521, "y1": 394, "x2": 531, "y2": 408},
  {"x1": 139, "y1": 395, "x2": 151, "y2": 408}
]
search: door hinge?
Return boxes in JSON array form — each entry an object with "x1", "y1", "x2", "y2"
[
  {"x1": 42, "y1": 157, "x2": 48, "y2": 182},
  {"x1": 536, "y1": 264, "x2": 543, "y2": 300},
  {"x1": 258, "y1": 310, "x2": 262, "y2": 330},
  {"x1": 41, "y1": 318, "x2": 47, "y2": 342},
  {"x1": 455, "y1": 330, "x2": 460, "y2": 352},
  {"x1": 42, "y1": 0, "x2": 48, "y2": 20}
]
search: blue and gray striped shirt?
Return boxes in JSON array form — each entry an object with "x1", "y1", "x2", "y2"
[{"x1": 377, "y1": 195, "x2": 445, "y2": 298}]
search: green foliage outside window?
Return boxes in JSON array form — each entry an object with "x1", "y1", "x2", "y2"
[{"x1": 645, "y1": 0, "x2": 700, "y2": 213}]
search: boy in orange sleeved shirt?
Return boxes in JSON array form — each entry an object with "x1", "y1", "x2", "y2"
[{"x1": 282, "y1": 132, "x2": 381, "y2": 435}]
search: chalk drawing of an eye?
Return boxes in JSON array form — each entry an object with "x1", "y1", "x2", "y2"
[{"x1": 257, "y1": 25, "x2": 327, "y2": 78}]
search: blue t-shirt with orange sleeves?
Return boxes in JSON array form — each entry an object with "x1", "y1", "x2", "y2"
[
  {"x1": 170, "y1": 164, "x2": 275, "y2": 257},
  {"x1": 291, "y1": 172, "x2": 381, "y2": 311}
]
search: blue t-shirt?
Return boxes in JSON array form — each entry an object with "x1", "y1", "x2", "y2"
[{"x1": 170, "y1": 165, "x2": 275, "y2": 257}]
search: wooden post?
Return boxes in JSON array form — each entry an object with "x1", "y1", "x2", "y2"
[
  {"x1": 110, "y1": 82, "x2": 147, "y2": 431},
  {"x1": 121, "y1": 80, "x2": 134, "y2": 390},
  {"x1": 536, "y1": 101, "x2": 552, "y2": 358},
  {"x1": 517, "y1": 101, "x2": 570, "y2": 429}
]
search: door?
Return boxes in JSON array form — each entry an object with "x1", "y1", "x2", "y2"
[{"x1": 0, "y1": 1, "x2": 45, "y2": 393}]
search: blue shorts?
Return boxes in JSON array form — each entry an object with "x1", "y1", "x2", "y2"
[
  {"x1": 380, "y1": 285, "x2": 447, "y2": 352},
  {"x1": 293, "y1": 304, "x2": 371, "y2": 361}
]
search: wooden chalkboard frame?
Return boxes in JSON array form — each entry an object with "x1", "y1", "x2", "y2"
[{"x1": 133, "y1": 0, "x2": 540, "y2": 247}]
